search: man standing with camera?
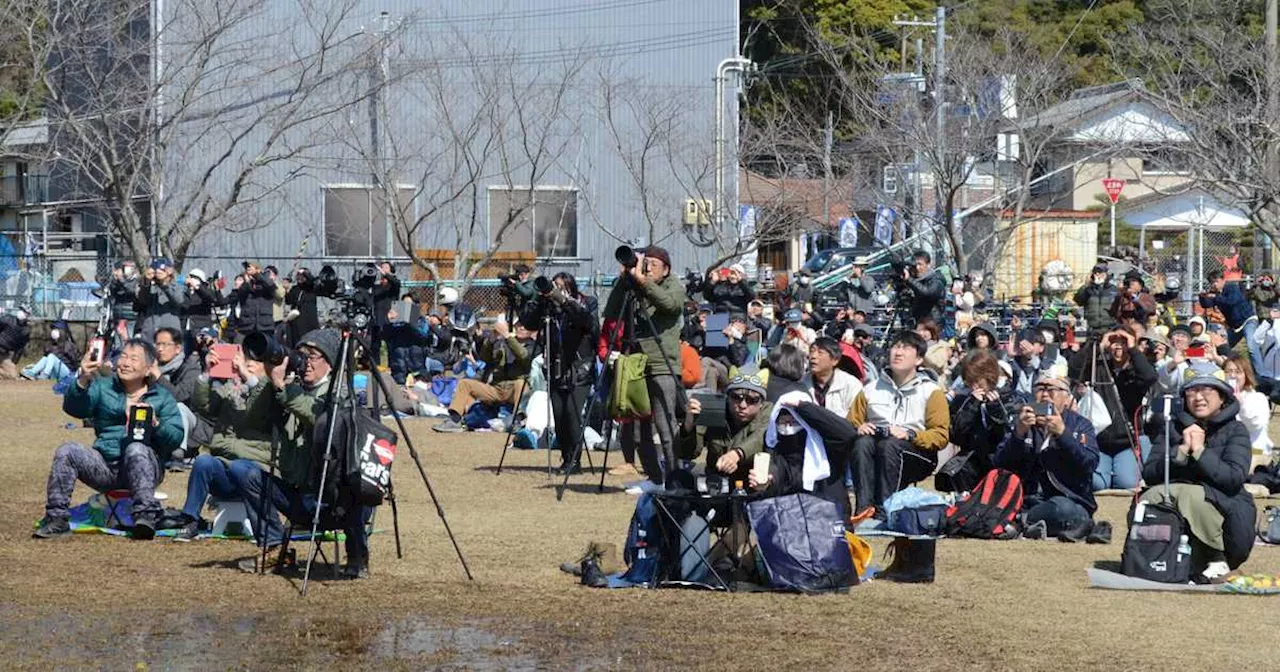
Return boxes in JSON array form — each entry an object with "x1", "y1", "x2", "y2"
[
  {"x1": 522, "y1": 274, "x2": 598, "y2": 474},
  {"x1": 1074, "y1": 263, "x2": 1117, "y2": 334},
  {"x1": 370, "y1": 261, "x2": 401, "y2": 366},
  {"x1": 902, "y1": 250, "x2": 945, "y2": 327},
  {"x1": 846, "y1": 262, "x2": 878, "y2": 315},
  {"x1": 236, "y1": 261, "x2": 278, "y2": 342},
  {"x1": 107, "y1": 260, "x2": 140, "y2": 339},
  {"x1": 602, "y1": 245, "x2": 685, "y2": 486},
  {"x1": 33, "y1": 338, "x2": 185, "y2": 539},
  {"x1": 1201, "y1": 269, "x2": 1261, "y2": 374},
  {"x1": 136, "y1": 258, "x2": 185, "y2": 342}
]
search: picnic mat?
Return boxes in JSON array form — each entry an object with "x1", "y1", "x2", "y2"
[
  {"x1": 38, "y1": 496, "x2": 345, "y2": 541},
  {"x1": 1087, "y1": 568, "x2": 1280, "y2": 595}
]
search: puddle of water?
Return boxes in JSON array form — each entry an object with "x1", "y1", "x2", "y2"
[{"x1": 368, "y1": 617, "x2": 539, "y2": 670}]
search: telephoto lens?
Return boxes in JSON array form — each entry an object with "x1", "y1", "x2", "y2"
[
  {"x1": 533, "y1": 276, "x2": 553, "y2": 294},
  {"x1": 615, "y1": 245, "x2": 638, "y2": 269}
]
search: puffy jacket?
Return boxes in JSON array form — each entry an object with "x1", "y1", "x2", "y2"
[
  {"x1": 1200, "y1": 282, "x2": 1256, "y2": 330},
  {"x1": 108, "y1": 277, "x2": 139, "y2": 322},
  {"x1": 767, "y1": 401, "x2": 855, "y2": 519},
  {"x1": 522, "y1": 293, "x2": 599, "y2": 389},
  {"x1": 905, "y1": 269, "x2": 946, "y2": 325},
  {"x1": 1073, "y1": 281, "x2": 1117, "y2": 333},
  {"x1": 62, "y1": 376, "x2": 184, "y2": 462},
  {"x1": 235, "y1": 274, "x2": 277, "y2": 334},
  {"x1": 0, "y1": 314, "x2": 31, "y2": 357},
  {"x1": 190, "y1": 376, "x2": 280, "y2": 467},
  {"x1": 1091, "y1": 348, "x2": 1159, "y2": 456},
  {"x1": 602, "y1": 274, "x2": 684, "y2": 377},
  {"x1": 285, "y1": 282, "x2": 320, "y2": 345},
  {"x1": 183, "y1": 283, "x2": 221, "y2": 333},
  {"x1": 1143, "y1": 400, "x2": 1255, "y2": 569},
  {"x1": 372, "y1": 274, "x2": 402, "y2": 328},
  {"x1": 846, "y1": 369, "x2": 950, "y2": 452},
  {"x1": 135, "y1": 279, "x2": 185, "y2": 340},
  {"x1": 966, "y1": 322, "x2": 999, "y2": 351},
  {"x1": 156, "y1": 352, "x2": 213, "y2": 448},
  {"x1": 994, "y1": 408, "x2": 1099, "y2": 514}
]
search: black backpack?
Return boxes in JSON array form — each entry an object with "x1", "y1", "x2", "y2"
[
  {"x1": 943, "y1": 469, "x2": 1023, "y2": 539},
  {"x1": 345, "y1": 409, "x2": 397, "y2": 506},
  {"x1": 1121, "y1": 497, "x2": 1189, "y2": 583}
]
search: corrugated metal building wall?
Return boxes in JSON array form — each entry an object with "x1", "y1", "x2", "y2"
[{"x1": 167, "y1": 0, "x2": 740, "y2": 281}]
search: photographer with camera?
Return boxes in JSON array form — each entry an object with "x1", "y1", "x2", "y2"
[
  {"x1": 702, "y1": 263, "x2": 756, "y2": 314},
  {"x1": 679, "y1": 374, "x2": 773, "y2": 482},
  {"x1": 33, "y1": 338, "x2": 185, "y2": 540},
  {"x1": 602, "y1": 245, "x2": 685, "y2": 486},
  {"x1": 369, "y1": 261, "x2": 401, "y2": 366},
  {"x1": 136, "y1": 258, "x2": 185, "y2": 342},
  {"x1": 1108, "y1": 270, "x2": 1156, "y2": 327},
  {"x1": 169, "y1": 340, "x2": 283, "y2": 538},
  {"x1": 1086, "y1": 326, "x2": 1158, "y2": 492},
  {"x1": 1073, "y1": 263, "x2": 1117, "y2": 334},
  {"x1": 107, "y1": 260, "x2": 140, "y2": 338},
  {"x1": 433, "y1": 318, "x2": 541, "y2": 433},
  {"x1": 901, "y1": 250, "x2": 946, "y2": 326},
  {"x1": 229, "y1": 329, "x2": 370, "y2": 577},
  {"x1": 994, "y1": 372, "x2": 1101, "y2": 541},
  {"x1": 521, "y1": 273, "x2": 598, "y2": 474},
  {"x1": 182, "y1": 269, "x2": 220, "y2": 341},
  {"x1": 500, "y1": 263, "x2": 538, "y2": 312},
  {"x1": 845, "y1": 331, "x2": 949, "y2": 520},
  {"x1": 284, "y1": 267, "x2": 321, "y2": 346},
  {"x1": 235, "y1": 261, "x2": 278, "y2": 341},
  {"x1": 846, "y1": 262, "x2": 878, "y2": 315}
]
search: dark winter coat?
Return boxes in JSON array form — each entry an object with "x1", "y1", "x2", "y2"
[
  {"x1": 1200, "y1": 282, "x2": 1256, "y2": 330},
  {"x1": 966, "y1": 322, "x2": 1000, "y2": 351},
  {"x1": 905, "y1": 269, "x2": 946, "y2": 325},
  {"x1": 1142, "y1": 400, "x2": 1255, "y2": 569},
  {"x1": 1073, "y1": 281, "x2": 1117, "y2": 333},
  {"x1": 0, "y1": 314, "x2": 30, "y2": 358},
  {"x1": 156, "y1": 352, "x2": 214, "y2": 448},
  {"x1": 372, "y1": 273, "x2": 402, "y2": 329},
  {"x1": 108, "y1": 276, "x2": 139, "y2": 322},
  {"x1": 45, "y1": 324, "x2": 81, "y2": 370},
  {"x1": 1251, "y1": 284, "x2": 1279, "y2": 318},
  {"x1": 235, "y1": 274, "x2": 278, "y2": 334},
  {"x1": 1090, "y1": 348, "x2": 1159, "y2": 456},
  {"x1": 522, "y1": 293, "x2": 599, "y2": 389},
  {"x1": 704, "y1": 280, "x2": 756, "y2": 314},
  {"x1": 767, "y1": 401, "x2": 854, "y2": 520},
  {"x1": 994, "y1": 408, "x2": 1100, "y2": 514},
  {"x1": 136, "y1": 279, "x2": 185, "y2": 339},
  {"x1": 284, "y1": 281, "x2": 320, "y2": 345},
  {"x1": 845, "y1": 274, "x2": 878, "y2": 314},
  {"x1": 183, "y1": 283, "x2": 221, "y2": 333},
  {"x1": 948, "y1": 387, "x2": 1017, "y2": 477}
]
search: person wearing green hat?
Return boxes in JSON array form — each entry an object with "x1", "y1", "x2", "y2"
[{"x1": 1139, "y1": 373, "x2": 1255, "y2": 583}]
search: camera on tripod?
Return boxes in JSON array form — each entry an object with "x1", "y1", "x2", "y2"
[
  {"x1": 886, "y1": 253, "x2": 915, "y2": 305},
  {"x1": 244, "y1": 332, "x2": 307, "y2": 374}
]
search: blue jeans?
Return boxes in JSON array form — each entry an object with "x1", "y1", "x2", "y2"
[
  {"x1": 181, "y1": 455, "x2": 247, "y2": 519},
  {"x1": 1024, "y1": 495, "x2": 1091, "y2": 536},
  {"x1": 229, "y1": 459, "x2": 370, "y2": 561},
  {"x1": 1092, "y1": 436, "x2": 1151, "y2": 491},
  {"x1": 23, "y1": 354, "x2": 71, "y2": 380},
  {"x1": 1234, "y1": 317, "x2": 1262, "y2": 377}
]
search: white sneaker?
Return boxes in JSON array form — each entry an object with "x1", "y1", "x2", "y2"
[{"x1": 1201, "y1": 561, "x2": 1231, "y2": 583}]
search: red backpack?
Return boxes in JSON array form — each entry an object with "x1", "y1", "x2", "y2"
[{"x1": 943, "y1": 469, "x2": 1023, "y2": 539}]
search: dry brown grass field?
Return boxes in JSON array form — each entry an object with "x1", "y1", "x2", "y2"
[{"x1": 1, "y1": 379, "x2": 1279, "y2": 670}]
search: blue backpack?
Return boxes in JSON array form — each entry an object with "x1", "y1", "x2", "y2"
[{"x1": 617, "y1": 494, "x2": 662, "y2": 586}]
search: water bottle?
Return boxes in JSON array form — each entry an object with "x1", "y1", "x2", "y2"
[
  {"x1": 1176, "y1": 534, "x2": 1192, "y2": 566},
  {"x1": 732, "y1": 480, "x2": 746, "y2": 497}
]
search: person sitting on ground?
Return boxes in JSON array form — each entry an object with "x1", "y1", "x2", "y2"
[
  {"x1": 21, "y1": 319, "x2": 79, "y2": 381},
  {"x1": 700, "y1": 314, "x2": 751, "y2": 389},
  {"x1": 853, "y1": 323, "x2": 883, "y2": 378},
  {"x1": 385, "y1": 295, "x2": 427, "y2": 385},
  {"x1": 151, "y1": 326, "x2": 212, "y2": 465},
  {"x1": 171, "y1": 345, "x2": 281, "y2": 538},
  {"x1": 680, "y1": 374, "x2": 774, "y2": 484},
  {"x1": 780, "y1": 308, "x2": 816, "y2": 354},
  {"x1": 1157, "y1": 325, "x2": 1194, "y2": 396},
  {"x1": 433, "y1": 318, "x2": 540, "y2": 433},
  {"x1": 942, "y1": 349, "x2": 1017, "y2": 493},
  {"x1": 33, "y1": 338, "x2": 184, "y2": 539},
  {"x1": 994, "y1": 371, "x2": 1102, "y2": 541},
  {"x1": 1139, "y1": 374, "x2": 1255, "y2": 583},
  {"x1": 1222, "y1": 353, "x2": 1272, "y2": 457},
  {"x1": 1089, "y1": 327, "x2": 1159, "y2": 492},
  {"x1": 230, "y1": 328, "x2": 371, "y2": 578},
  {"x1": 845, "y1": 331, "x2": 950, "y2": 520},
  {"x1": 746, "y1": 300, "x2": 771, "y2": 335},
  {"x1": 748, "y1": 394, "x2": 852, "y2": 518},
  {"x1": 802, "y1": 337, "x2": 862, "y2": 418},
  {"x1": 1008, "y1": 328, "x2": 1058, "y2": 403},
  {"x1": 0, "y1": 305, "x2": 32, "y2": 380}
]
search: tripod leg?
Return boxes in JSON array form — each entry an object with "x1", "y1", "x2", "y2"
[
  {"x1": 495, "y1": 378, "x2": 530, "y2": 476},
  {"x1": 389, "y1": 482, "x2": 403, "y2": 560},
  {"x1": 597, "y1": 417, "x2": 615, "y2": 493},
  {"x1": 303, "y1": 333, "x2": 352, "y2": 597}
]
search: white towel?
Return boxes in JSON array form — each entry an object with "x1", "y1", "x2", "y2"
[{"x1": 764, "y1": 390, "x2": 831, "y2": 492}]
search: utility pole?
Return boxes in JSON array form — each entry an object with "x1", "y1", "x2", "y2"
[
  {"x1": 891, "y1": 14, "x2": 937, "y2": 238},
  {"x1": 934, "y1": 6, "x2": 947, "y2": 238},
  {"x1": 714, "y1": 57, "x2": 752, "y2": 236},
  {"x1": 372, "y1": 11, "x2": 393, "y2": 258},
  {"x1": 150, "y1": 0, "x2": 165, "y2": 258},
  {"x1": 1266, "y1": 0, "x2": 1278, "y2": 271},
  {"x1": 822, "y1": 110, "x2": 833, "y2": 241}
]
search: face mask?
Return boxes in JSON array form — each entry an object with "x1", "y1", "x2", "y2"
[
  {"x1": 123, "y1": 267, "x2": 137, "y2": 278},
  {"x1": 728, "y1": 328, "x2": 743, "y2": 340},
  {"x1": 798, "y1": 277, "x2": 810, "y2": 285},
  {"x1": 850, "y1": 278, "x2": 861, "y2": 288},
  {"x1": 49, "y1": 329, "x2": 61, "y2": 341},
  {"x1": 776, "y1": 422, "x2": 804, "y2": 437}
]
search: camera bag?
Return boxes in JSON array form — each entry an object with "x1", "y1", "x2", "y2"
[{"x1": 1120, "y1": 395, "x2": 1190, "y2": 583}]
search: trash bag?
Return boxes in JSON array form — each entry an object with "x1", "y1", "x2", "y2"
[{"x1": 747, "y1": 493, "x2": 855, "y2": 594}]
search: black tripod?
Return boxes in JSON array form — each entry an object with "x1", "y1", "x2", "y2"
[
  {"x1": 592, "y1": 273, "x2": 689, "y2": 492},
  {"x1": 300, "y1": 323, "x2": 473, "y2": 595}
]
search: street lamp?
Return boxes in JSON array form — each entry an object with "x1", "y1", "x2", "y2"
[{"x1": 714, "y1": 57, "x2": 753, "y2": 235}]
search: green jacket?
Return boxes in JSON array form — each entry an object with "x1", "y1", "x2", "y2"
[
  {"x1": 63, "y1": 376, "x2": 184, "y2": 462},
  {"x1": 274, "y1": 376, "x2": 331, "y2": 489},
  {"x1": 191, "y1": 376, "x2": 280, "y2": 467},
  {"x1": 480, "y1": 335, "x2": 537, "y2": 384},
  {"x1": 602, "y1": 274, "x2": 684, "y2": 376},
  {"x1": 680, "y1": 400, "x2": 774, "y2": 481}
]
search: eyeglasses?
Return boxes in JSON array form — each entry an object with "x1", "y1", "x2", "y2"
[
  {"x1": 728, "y1": 392, "x2": 764, "y2": 406},
  {"x1": 154, "y1": 341, "x2": 177, "y2": 349},
  {"x1": 301, "y1": 350, "x2": 326, "y2": 362}
]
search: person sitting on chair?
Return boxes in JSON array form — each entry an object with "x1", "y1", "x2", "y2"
[
  {"x1": 751, "y1": 393, "x2": 855, "y2": 518},
  {"x1": 845, "y1": 331, "x2": 950, "y2": 520},
  {"x1": 1138, "y1": 374, "x2": 1255, "y2": 584},
  {"x1": 680, "y1": 374, "x2": 774, "y2": 483},
  {"x1": 33, "y1": 338, "x2": 184, "y2": 539},
  {"x1": 994, "y1": 371, "x2": 1102, "y2": 542},
  {"x1": 230, "y1": 329, "x2": 372, "y2": 578},
  {"x1": 432, "y1": 319, "x2": 540, "y2": 433},
  {"x1": 170, "y1": 345, "x2": 281, "y2": 538}
]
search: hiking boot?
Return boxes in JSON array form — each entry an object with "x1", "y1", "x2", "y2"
[
  {"x1": 1056, "y1": 520, "x2": 1094, "y2": 543},
  {"x1": 343, "y1": 556, "x2": 370, "y2": 580},
  {"x1": 1022, "y1": 520, "x2": 1048, "y2": 540},
  {"x1": 132, "y1": 514, "x2": 158, "y2": 541},
  {"x1": 238, "y1": 547, "x2": 283, "y2": 574},
  {"x1": 879, "y1": 537, "x2": 936, "y2": 583},
  {"x1": 580, "y1": 557, "x2": 608, "y2": 588},
  {"x1": 555, "y1": 462, "x2": 583, "y2": 476},
  {"x1": 32, "y1": 516, "x2": 71, "y2": 539},
  {"x1": 1086, "y1": 520, "x2": 1113, "y2": 545},
  {"x1": 173, "y1": 514, "x2": 203, "y2": 541},
  {"x1": 432, "y1": 419, "x2": 467, "y2": 433}
]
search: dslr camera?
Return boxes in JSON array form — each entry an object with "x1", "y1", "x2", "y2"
[{"x1": 244, "y1": 332, "x2": 307, "y2": 375}]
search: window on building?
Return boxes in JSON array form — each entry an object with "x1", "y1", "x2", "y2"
[
  {"x1": 1142, "y1": 149, "x2": 1192, "y2": 176},
  {"x1": 488, "y1": 186, "x2": 578, "y2": 258},
  {"x1": 881, "y1": 165, "x2": 899, "y2": 194},
  {"x1": 323, "y1": 186, "x2": 416, "y2": 257}
]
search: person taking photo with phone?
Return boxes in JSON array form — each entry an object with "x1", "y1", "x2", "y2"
[
  {"x1": 994, "y1": 372, "x2": 1102, "y2": 542},
  {"x1": 1088, "y1": 327, "x2": 1159, "y2": 491}
]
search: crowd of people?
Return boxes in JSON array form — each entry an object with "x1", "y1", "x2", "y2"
[{"x1": 6, "y1": 246, "x2": 1280, "y2": 585}]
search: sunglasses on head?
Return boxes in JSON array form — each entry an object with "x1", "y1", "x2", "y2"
[{"x1": 728, "y1": 391, "x2": 764, "y2": 405}]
